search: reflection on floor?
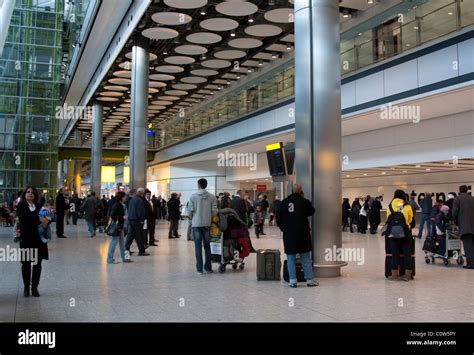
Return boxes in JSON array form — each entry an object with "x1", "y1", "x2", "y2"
[{"x1": 1, "y1": 219, "x2": 473, "y2": 322}]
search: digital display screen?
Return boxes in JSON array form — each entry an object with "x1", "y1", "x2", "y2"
[{"x1": 266, "y1": 148, "x2": 286, "y2": 176}]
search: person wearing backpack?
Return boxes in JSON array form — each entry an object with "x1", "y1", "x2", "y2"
[{"x1": 384, "y1": 189, "x2": 414, "y2": 281}]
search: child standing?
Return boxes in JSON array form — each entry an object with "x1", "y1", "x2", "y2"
[{"x1": 38, "y1": 200, "x2": 54, "y2": 243}]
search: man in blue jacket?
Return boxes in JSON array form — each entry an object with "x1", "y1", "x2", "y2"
[
  {"x1": 417, "y1": 192, "x2": 432, "y2": 239},
  {"x1": 125, "y1": 187, "x2": 149, "y2": 256}
]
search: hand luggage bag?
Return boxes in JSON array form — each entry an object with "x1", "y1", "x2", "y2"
[
  {"x1": 257, "y1": 249, "x2": 281, "y2": 281},
  {"x1": 283, "y1": 259, "x2": 306, "y2": 282},
  {"x1": 384, "y1": 235, "x2": 416, "y2": 278}
]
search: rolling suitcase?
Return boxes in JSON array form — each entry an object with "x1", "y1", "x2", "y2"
[
  {"x1": 257, "y1": 249, "x2": 281, "y2": 281},
  {"x1": 385, "y1": 236, "x2": 416, "y2": 279},
  {"x1": 283, "y1": 259, "x2": 306, "y2": 282}
]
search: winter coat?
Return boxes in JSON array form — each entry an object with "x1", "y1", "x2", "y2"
[
  {"x1": 276, "y1": 193, "x2": 315, "y2": 255},
  {"x1": 342, "y1": 201, "x2": 351, "y2": 219},
  {"x1": 167, "y1": 198, "x2": 181, "y2": 221},
  {"x1": 369, "y1": 200, "x2": 382, "y2": 224},
  {"x1": 453, "y1": 192, "x2": 474, "y2": 237},
  {"x1": 435, "y1": 211, "x2": 449, "y2": 235},
  {"x1": 17, "y1": 201, "x2": 48, "y2": 260},
  {"x1": 420, "y1": 196, "x2": 432, "y2": 214},
  {"x1": 217, "y1": 208, "x2": 247, "y2": 231},
  {"x1": 128, "y1": 195, "x2": 146, "y2": 222},
  {"x1": 55, "y1": 193, "x2": 66, "y2": 214},
  {"x1": 80, "y1": 197, "x2": 99, "y2": 221},
  {"x1": 230, "y1": 196, "x2": 247, "y2": 221},
  {"x1": 187, "y1": 189, "x2": 218, "y2": 227},
  {"x1": 111, "y1": 201, "x2": 126, "y2": 230}
]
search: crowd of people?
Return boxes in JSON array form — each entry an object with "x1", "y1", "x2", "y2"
[{"x1": 7, "y1": 180, "x2": 474, "y2": 297}]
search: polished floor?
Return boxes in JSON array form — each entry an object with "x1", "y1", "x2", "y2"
[{"x1": 1, "y1": 219, "x2": 473, "y2": 323}]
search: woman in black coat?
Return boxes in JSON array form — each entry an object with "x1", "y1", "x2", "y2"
[
  {"x1": 369, "y1": 197, "x2": 382, "y2": 234},
  {"x1": 342, "y1": 198, "x2": 351, "y2": 231},
  {"x1": 17, "y1": 186, "x2": 49, "y2": 297},
  {"x1": 167, "y1": 193, "x2": 181, "y2": 238}
]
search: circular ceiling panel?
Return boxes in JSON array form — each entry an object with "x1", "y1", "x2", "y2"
[
  {"x1": 173, "y1": 83, "x2": 198, "y2": 90},
  {"x1": 190, "y1": 69, "x2": 219, "y2": 77},
  {"x1": 181, "y1": 76, "x2": 208, "y2": 83},
  {"x1": 215, "y1": 1, "x2": 258, "y2": 16},
  {"x1": 125, "y1": 52, "x2": 157, "y2": 61},
  {"x1": 149, "y1": 105, "x2": 167, "y2": 110},
  {"x1": 163, "y1": 0, "x2": 207, "y2": 9},
  {"x1": 142, "y1": 27, "x2": 179, "y2": 40},
  {"x1": 186, "y1": 32, "x2": 222, "y2": 44},
  {"x1": 228, "y1": 37, "x2": 263, "y2": 49},
  {"x1": 153, "y1": 100, "x2": 174, "y2": 106},
  {"x1": 124, "y1": 99, "x2": 131, "y2": 103},
  {"x1": 174, "y1": 44, "x2": 207, "y2": 55},
  {"x1": 149, "y1": 81, "x2": 167, "y2": 88},
  {"x1": 264, "y1": 8, "x2": 294, "y2": 23},
  {"x1": 96, "y1": 97, "x2": 119, "y2": 102},
  {"x1": 151, "y1": 12, "x2": 192, "y2": 25},
  {"x1": 156, "y1": 96, "x2": 180, "y2": 101},
  {"x1": 109, "y1": 78, "x2": 131, "y2": 85},
  {"x1": 214, "y1": 49, "x2": 246, "y2": 60},
  {"x1": 149, "y1": 87, "x2": 159, "y2": 94},
  {"x1": 120, "y1": 103, "x2": 131, "y2": 108},
  {"x1": 155, "y1": 65, "x2": 185, "y2": 73},
  {"x1": 104, "y1": 85, "x2": 128, "y2": 91},
  {"x1": 118, "y1": 61, "x2": 131, "y2": 69},
  {"x1": 150, "y1": 74, "x2": 175, "y2": 81},
  {"x1": 200, "y1": 18, "x2": 238, "y2": 32},
  {"x1": 201, "y1": 59, "x2": 232, "y2": 68},
  {"x1": 245, "y1": 24, "x2": 282, "y2": 37},
  {"x1": 165, "y1": 55, "x2": 195, "y2": 65},
  {"x1": 113, "y1": 70, "x2": 131, "y2": 78},
  {"x1": 100, "y1": 91, "x2": 122, "y2": 97},
  {"x1": 164, "y1": 90, "x2": 188, "y2": 96}
]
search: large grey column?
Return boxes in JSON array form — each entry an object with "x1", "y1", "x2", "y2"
[
  {"x1": 74, "y1": 130, "x2": 82, "y2": 195},
  {"x1": 91, "y1": 103, "x2": 103, "y2": 195},
  {"x1": 294, "y1": 0, "x2": 344, "y2": 277},
  {"x1": 129, "y1": 36, "x2": 149, "y2": 190}
]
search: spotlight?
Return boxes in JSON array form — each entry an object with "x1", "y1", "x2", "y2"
[
  {"x1": 342, "y1": 9, "x2": 350, "y2": 18},
  {"x1": 248, "y1": 15, "x2": 254, "y2": 23},
  {"x1": 258, "y1": 60, "x2": 263, "y2": 66},
  {"x1": 271, "y1": 52, "x2": 277, "y2": 59},
  {"x1": 230, "y1": 30, "x2": 236, "y2": 37},
  {"x1": 286, "y1": 43, "x2": 292, "y2": 50}
]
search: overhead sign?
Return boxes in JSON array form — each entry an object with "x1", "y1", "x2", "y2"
[
  {"x1": 256, "y1": 184, "x2": 267, "y2": 191},
  {"x1": 101, "y1": 166, "x2": 116, "y2": 183}
]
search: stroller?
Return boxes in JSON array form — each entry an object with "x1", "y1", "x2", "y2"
[
  {"x1": 210, "y1": 208, "x2": 251, "y2": 273},
  {"x1": 423, "y1": 227, "x2": 464, "y2": 267}
]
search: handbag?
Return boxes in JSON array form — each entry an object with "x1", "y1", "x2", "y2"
[{"x1": 106, "y1": 220, "x2": 118, "y2": 237}]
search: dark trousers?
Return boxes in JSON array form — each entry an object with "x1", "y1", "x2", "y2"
[
  {"x1": 56, "y1": 211, "x2": 64, "y2": 237},
  {"x1": 148, "y1": 219, "x2": 156, "y2": 244},
  {"x1": 342, "y1": 216, "x2": 349, "y2": 231},
  {"x1": 358, "y1": 215, "x2": 368, "y2": 233},
  {"x1": 389, "y1": 237, "x2": 412, "y2": 271},
  {"x1": 350, "y1": 216, "x2": 358, "y2": 232},
  {"x1": 125, "y1": 221, "x2": 145, "y2": 253},
  {"x1": 72, "y1": 212, "x2": 78, "y2": 225},
  {"x1": 370, "y1": 221, "x2": 380, "y2": 234},
  {"x1": 255, "y1": 223, "x2": 263, "y2": 237},
  {"x1": 461, "y1": 234, "x2": 474, "y2": 267},
  {"x1": 169, "y1": 219, "x2": 179, "y2": 237},
  {"x1": 21, "y1": 259, "x2": 43, "y2": 288}
]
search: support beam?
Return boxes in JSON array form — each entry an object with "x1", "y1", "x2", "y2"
[
  {"x1": 129, "y1": 35, "x2": 149, "y2": 190},
  {"x1": 294, "y1": 0, "x2": 344, "y2": 277},
  {"x1": 91, "y1": 103, "x2": 103, "y2": 194}
]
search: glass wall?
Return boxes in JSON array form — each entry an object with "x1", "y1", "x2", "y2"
[
  {"x1": 157, "y1": 0, "x2": 473, "y2": 149},
  {"x1": 0, "y1": 0, "x2": 63, "y2": 205}
]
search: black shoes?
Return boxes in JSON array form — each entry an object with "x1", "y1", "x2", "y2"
[
  {"x1": 250, "y1": 248, "x2": 257, "y2": 253},
  {"x1": 23, "y1": 286, "x2": 30, "y2": 297},
  {"x1": 463, "y1": 265, "x2": 474, "y2": 269},
  {"x1": 58, "y1": 235, "x2": 67, "y2": 238},
  {"x1": 31, "y1": 287, "x2": 40, "y2": 297},
  {"x1": 150, "y1": 243, "x2": 158, "y2": 246},
  {"x1": 138, "y1": 252, "x2": 150, "y2": 256}
]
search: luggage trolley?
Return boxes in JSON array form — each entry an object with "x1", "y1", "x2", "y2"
[
  {"x1": 210, "y1": 233, "x2": 245, "y2": 273},
  {"x1": 423, "y1": 228, "x2": 464, "y2": 267}
]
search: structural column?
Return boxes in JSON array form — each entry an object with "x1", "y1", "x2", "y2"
[
  {"x1": 294, "y1": 0, "x2": 344, "y2": 277},
  {"x1": 129, "y1": 35, "x2": 149, "y2": 190},
  {"x1": 73, "y1": 130, "x2": 82, "y2": 195},
  {"x1": 91, "y1": 103, "x2": 103, "y2": 195}
]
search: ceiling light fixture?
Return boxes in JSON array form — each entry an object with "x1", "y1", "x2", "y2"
[
  {"x1": 200, "y1": 8, "x2": 206, "y2": 15},
  {"x1": 271, "y1": 52, "x2": 277, "y2": 59},
  {"x1": 230, "y1": 30, "x2": 236, "y2": 37},
  {"x1": 342, "y1": 9, "x2": 350, "y2": 18},
  {"x1": 258, "y1": 60, "x2": 263, "y2": 66},
  {"x1": 286, "y1": 43, "x2": 292, "y2": 50},
  {"x1": 248, "y1": 15, "x2": 254, "y2": 23}
]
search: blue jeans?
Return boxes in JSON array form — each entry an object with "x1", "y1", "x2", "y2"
[
  {"x1": 72, "y1": 212, "x2": 78, "y2": 225},
  {"x1": 107, "y1": 231, "x2": 126, "y2": 263},
  {"x1": 287, "y1": 252, "x2": 314, "y2": 284},
  {"x1": 87, "y1": 219, "x2": 96, "y2": 236},
  {"x1": 418, "y1": 214, "x2": 431, "y2": 239},
  {"x1": 192, "y1": 227, "x2": 211, "y2": 272}
]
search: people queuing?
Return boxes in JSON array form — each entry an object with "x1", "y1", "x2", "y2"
[{"x1": 453, "y1": 185, "x2": 474, "y2": 269}]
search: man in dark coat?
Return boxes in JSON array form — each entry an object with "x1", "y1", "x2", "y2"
[
  {"x1": 418, "y1": 193, "x2": 433, "y2": 239},
  {"x1": 145, "y1": 189, "x2": 157, "y2": 246},
  {"x1": 125, "y1": 188, "x2": 149, "y2": 256},
  {"x1": 55, "y1": 189, "x2": 67, "y2": 238},
  {"x1": 276, "y1": 183, "x2": 318, "y2": 288},
  {"x1": 369, "y1": 197, "x2": 382, "y2": 234},
  {"x1": 231, "y1": 190, "x2": 248, "y2": 222},
  {"x1": 80, "y1": 191, "x2": 100, "y2": 237},
  {"x1": 167, "y1": 193, "x2": 181, "y2": 238},
  {"x1": 453, "y1": 185, "x2": 474, "y2": 269}
]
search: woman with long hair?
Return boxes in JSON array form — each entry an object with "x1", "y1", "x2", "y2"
[
  {"x1": 17, "y1": 186, "x2": 49, "y2": 297},
  {"x1": 107, "y1": 191, "x2": 132, "y2": 264}
]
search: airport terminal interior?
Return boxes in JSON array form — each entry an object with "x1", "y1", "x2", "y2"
[{"x1": 0, "y1": 0, "x2": 473, "y2": 323}]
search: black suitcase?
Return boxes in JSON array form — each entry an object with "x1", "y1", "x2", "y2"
[
  {"x1": 422, "y1": 238, "x2": 437, "y2": 253},
  {"x1": 283, "y1": 259, "x2": 306, "y2": 282},
  {"x1": 256, "y1": 249, "x2": 281, "y2": 281},
  {"x1": 385, "y1": 236, "x2": 416, "y2": 278}
]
